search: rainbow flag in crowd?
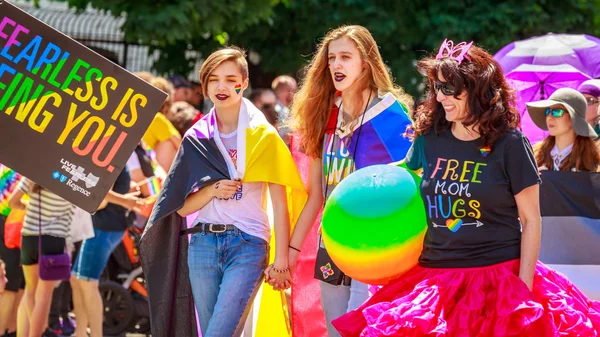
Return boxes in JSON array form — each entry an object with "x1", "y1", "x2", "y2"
[
  {"x1": 145, "y1": 176, "x2": 162, "y2": 196},
  {"x1": 0, "y1": 164, "x2": 21, "y2": 216},
  {"x1": 538, "y1": 171, "x2": 600, "y2": 300}
]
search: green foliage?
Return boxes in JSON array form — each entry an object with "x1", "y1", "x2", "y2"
[
  {"x1": 50, "y1": 0, "x2": 280, "y2": 75},
  {"x1": 233, "y1": 0, "x2": 600, "y2": 97},
  {"x1": 57, "y1": 0, "x2": 278, "y2": 44},
  {"x1": 48, "y1": 0, "x2": 600, "y2": 97}
]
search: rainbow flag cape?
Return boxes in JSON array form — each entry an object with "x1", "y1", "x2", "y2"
[
  {"x1": 0, "y1": 164, "x2": 21, "y2": 217},
  {"x1": 140, "y1": 98, "x2": 307, "y2": 337},
  {"x1": 327, "y1": 92, "x2": 413, "y2": 168}
]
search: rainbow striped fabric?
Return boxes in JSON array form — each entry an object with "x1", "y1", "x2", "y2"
[
  {"x1": 145, "y1": 176, "x2": 162, "y2": 196},
  {"x1": 0, "y1": 164, "x2": 21, "y2": 216}
]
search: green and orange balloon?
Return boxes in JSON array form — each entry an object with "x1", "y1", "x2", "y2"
[{"x1": 322, "y1": 164, "x2": 427, "y2": 285}]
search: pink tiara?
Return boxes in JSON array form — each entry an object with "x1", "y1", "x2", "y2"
[{"x1": 436, "y1": 39, "x2": 473, "y2": 64}]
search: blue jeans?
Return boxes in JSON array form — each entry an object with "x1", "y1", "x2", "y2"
[
  {"x1": 188, "y1": 228, "x2": 269, "y2": 337},
  {"x1": 72, "y1": 229, "x2": 125, "y2": 281}
]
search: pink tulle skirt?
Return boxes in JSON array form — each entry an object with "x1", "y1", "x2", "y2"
[{"x1": 332, "y1": 259, "x2": 600, "y2": 337}]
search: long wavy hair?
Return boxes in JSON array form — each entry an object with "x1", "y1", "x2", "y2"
[
  {"x1": 534, "y1": 135, "x2": 600, "y2": 172},
  {"x1": 291, "y1": 25, "x2": 413, "y2": 158},
  {"x1": 412, "y1": 43, "x2": 520, "y2": 148}
]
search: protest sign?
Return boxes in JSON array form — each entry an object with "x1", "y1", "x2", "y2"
[{"x1": 0, "y1": 1, "x2": 167, "y2": 212}]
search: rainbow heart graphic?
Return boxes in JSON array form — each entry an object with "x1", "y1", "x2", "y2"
[
  {"x1": 446, "y1": 219, "x2": 463, "y2": 232},
  {"x1": 234, "y1": 84, "x2": 242, "y2": 94},
  {"x1": 480, "y1": 146, "x2": 491, "y2": 157}
]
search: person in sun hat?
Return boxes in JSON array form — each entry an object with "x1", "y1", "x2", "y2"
[
  {"x1": 527, "y1": 88, "x2": 600, "y2": 172},
  {"x1": 528, "y1": 88, "x2": 598, "y2": 137},
  {"x1": 577, "y1": 79, "x2": 600, "y2": 138},
  {"x1": 528, "y1": 88, "x2": 599, "y2": 172}
]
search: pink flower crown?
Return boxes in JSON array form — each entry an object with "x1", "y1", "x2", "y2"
[{"x1": 436, "y1": 38, "x2": 474, "y2": 64}]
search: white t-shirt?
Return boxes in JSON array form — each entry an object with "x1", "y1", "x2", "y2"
[
  {"x1": 193, "y1": 130, "x2": 270, "y2": 242},
  {"x1": 126, "y1": 152, "x2": 142, "y2": 172}
]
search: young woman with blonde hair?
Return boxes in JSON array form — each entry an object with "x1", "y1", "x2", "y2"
[
  {"x1": 284, "y1": 25, "x2": 413, "y2": 336},
  {"x1": 141, "y1": 46, "x2": 306, "y2": 337}
]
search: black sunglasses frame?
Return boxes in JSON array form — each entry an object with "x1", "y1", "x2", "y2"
[{"x1": 433, "y1": 81, "x2": 457, "y2": 96}]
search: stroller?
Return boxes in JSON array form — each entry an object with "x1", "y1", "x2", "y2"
[{"x1": 99, "y1": 225, "x2": 150, "y2": 336}]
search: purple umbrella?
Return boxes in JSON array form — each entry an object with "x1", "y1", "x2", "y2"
[
  {"x1": 506, "y1": 64, "x2": 591, "y2": 144},
  {"x1": 494, "y1": 33, "x2": 600, "y2": 78}
]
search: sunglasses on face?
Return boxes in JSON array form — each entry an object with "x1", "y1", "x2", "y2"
[
  {"x1": 545, "y1": 108, "x2": 566, "y2": 118},
  {"x1": 585, "y1": 97, "x2": 600, "y2": 105},
  {"x1": 433, "y1": 81, "x2": 457, "y2": 96}
]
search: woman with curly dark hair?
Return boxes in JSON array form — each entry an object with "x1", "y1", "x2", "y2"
[{"x1": 332, "y1": 40, "x2": 600, "y2": 337}]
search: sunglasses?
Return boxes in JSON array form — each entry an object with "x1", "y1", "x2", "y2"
[
  {"x1": 586, "y1": 97, "x2": 600, "y2": 105},
  {"x1": 544, "y1": 108, "x2": 566, "y2": 118},
  {"x1": 433, "y1": 81, "x2": 457, "y2": 96}
]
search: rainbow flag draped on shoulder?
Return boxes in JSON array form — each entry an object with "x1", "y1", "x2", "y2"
[
  {"x1": 324, "y1": 92, "x2": 412, "y2": 169},
  {"x1": 140, "y1": 98, "x2": 307, "y2": 337},
  {"x1": 0, "y1": 164, "x2": 21, "y2": 217}
]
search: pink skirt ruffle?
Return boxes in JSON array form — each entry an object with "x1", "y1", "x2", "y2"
[{"x1": 332, "y1": 259, "x2": 600, "y2": 337}]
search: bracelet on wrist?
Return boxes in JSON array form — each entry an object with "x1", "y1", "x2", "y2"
[
  {"x1": 289, "y1": 245, "x2": 301, "y2": 253},
  {"x1": 270, "y1": 265, "x2": 289, "y2": 274}
]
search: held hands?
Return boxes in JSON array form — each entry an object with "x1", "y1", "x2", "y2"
[
  {"x1": 265, "y1": 246, "x2": 301, "y2": 291},
  {"x1": 264, "y1": 263, "x2": 292, "y2": 291},
  {"x1": 212, "y1": 180, "x2": 242, "y2": 200}
]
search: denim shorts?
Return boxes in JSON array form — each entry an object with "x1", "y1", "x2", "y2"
[{"x1": 72, "y1": 228, "x2": 124, "y2": 281}]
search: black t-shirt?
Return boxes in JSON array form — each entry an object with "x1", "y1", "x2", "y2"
[
  {"x1": 406, "y1": 128, "x2": 540, "y2": 268},
  {"x1": 92, "y1": 168, "x2": 134, "y2": 232},
  {"x1": 134, "y1": 145, "x2": 155, "y2": 178}
]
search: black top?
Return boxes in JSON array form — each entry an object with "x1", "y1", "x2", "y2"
[
  {"x1": 134, "y1": 145, "x2": 155, "y2": 178},
  {"x1": 92, "y1": 167, "x2": 134, "y2": 232},
  {"x1": 406, "y1": 128, "x2": 541, "y2": 268}
]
